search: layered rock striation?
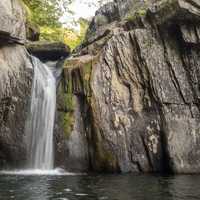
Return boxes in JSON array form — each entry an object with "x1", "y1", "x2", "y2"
[{"x1": 61, "y1": 0, "x2": 200, "y2": 173}]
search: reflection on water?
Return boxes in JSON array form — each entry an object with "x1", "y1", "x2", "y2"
[{"x1": 0, "y1": 174, "x2": 200, "y2": 200}]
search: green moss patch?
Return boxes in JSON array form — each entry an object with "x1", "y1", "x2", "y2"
[
  {"x1": 125, "y1": 8, "x2": 147, "y2": 23},
  {"x1": 62, "y1": 111, "x2": 75, "y2": 139}
]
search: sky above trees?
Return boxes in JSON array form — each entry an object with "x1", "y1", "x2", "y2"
[
  {"x1": 67, "y1": 0, "x2": 99, "y2": 18},
  {"x1": 60, "y1": 0, "x2": 111, "y2": 28},
  {"x1": 60, "y1": 0, "x2": 97, "y2": 28}
]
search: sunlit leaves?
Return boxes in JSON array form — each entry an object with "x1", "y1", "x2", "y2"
[{"x1": 22, "y1": 0, "x2": 107, "y2": 48}]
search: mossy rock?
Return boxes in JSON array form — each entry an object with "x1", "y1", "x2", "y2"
[
  {"x1": 62, "y1": 110, "x2": 75, "y2": 139},
  {"x1": 125, "y1": 8, "x2": 147, "y2": 23},
  {"x1": 64, "y1": 54, "x2": 100, "y2": 97},
  {"x1": 59, "y1": 89, "x2": 75, "y2": 139},
  {"x1": 95, "y1": 15, "x2": 109, "y2": 27}
]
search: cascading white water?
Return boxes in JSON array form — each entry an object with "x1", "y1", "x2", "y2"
[{"x1": 25, "y1": 56, "x2": 56, "y2": 170}]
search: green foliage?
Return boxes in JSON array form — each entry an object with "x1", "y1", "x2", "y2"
[
  {"x1": 40, "y1": 26, "x2": 65, "y2": 42},
  {"x1": 23, "y1": 0, "x2": 61, "y2": 27},
  {"x1": 22, "y1": 0, "x2": 89, "y2": 49},
  {"x1": 64, "y1": 18, "x2": 89, "y2": 49},
  {"x1": 40, "y1": 19, "x2": 88, "y2": 49},
  {"x1": 138, "y1": 9, "x2": 147, "y2": 16},
  {"x1": 20, "y1": 0, "x2": 32, "y2": 20},
  {"x1": 63, "y1": 29, "x2": 81, "y2": 50}
]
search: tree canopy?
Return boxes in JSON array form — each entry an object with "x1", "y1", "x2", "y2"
[
  {"x1": 22, "y1": 0, "x2": 110, "y2": 49},
  {"x1": 22, "y1": 0, "x2": 71, "y2": 27}
]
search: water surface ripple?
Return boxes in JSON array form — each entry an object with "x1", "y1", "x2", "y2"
[{"x1": 0, "y1": 174, "x2": 199, "y2": 200}]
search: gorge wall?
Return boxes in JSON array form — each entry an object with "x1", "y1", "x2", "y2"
[
  {"x1": 60, "y1": 0, "x2": 200, "y2": 174},
  {"x1": 0, "y1": 0, "x2": 33, "y2": 168},
  {"x1": 1, "y1": 0, "x2": 200, "y2": 175}
]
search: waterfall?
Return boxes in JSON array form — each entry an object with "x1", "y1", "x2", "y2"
[{"x1": 25, "y1": 56, "x2": 56, "y2": 170}]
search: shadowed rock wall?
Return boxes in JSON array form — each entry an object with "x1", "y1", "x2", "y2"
[{"x1": 0, "y1": 0, "x2": 33, "y2": 168}]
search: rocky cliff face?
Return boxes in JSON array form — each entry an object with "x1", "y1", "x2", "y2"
[
  {"x1": 61, "y1": 0, "x2": 200, "y2": 173},
  {"x1": 0, "y1": 0, "x2": 33, "y2": 168}
]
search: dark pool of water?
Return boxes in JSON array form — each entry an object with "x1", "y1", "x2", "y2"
[{"x1": 0, "y1": 173, "x2": 199, "y2": 200}]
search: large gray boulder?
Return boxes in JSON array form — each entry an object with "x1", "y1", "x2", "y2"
[
  {"x1": 0, "y1": 0, "x2": 33, "y2": 168},
  {"x1": 26, "y1": 41, "x2": 70, "y2": 61},
  {"x1": 0, "y1": 0, "x2": 26, "y2": 39}
]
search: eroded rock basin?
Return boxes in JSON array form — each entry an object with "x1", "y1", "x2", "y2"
[{"x1": 0, "y1": 173, "x2": 200, "y2": 200}]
